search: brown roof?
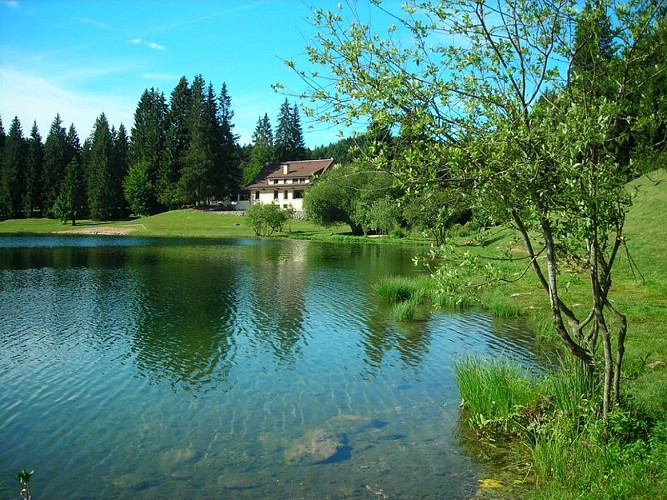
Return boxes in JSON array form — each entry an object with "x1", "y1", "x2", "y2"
[{"x1": 245, "y1": 158, "x2": 334, "y2": 189}]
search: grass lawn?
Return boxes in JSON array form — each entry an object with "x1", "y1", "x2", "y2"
[{"x1": 0, "y1": 209, "x2": 352, "y2": 240}]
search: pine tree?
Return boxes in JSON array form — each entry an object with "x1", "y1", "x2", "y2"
[
  {"x1": 216, "y1": 82, "x2": 241, "y2": 198},
  {"x1": 245, "y1": 113, "x2": 275, "y2": 185},
  {"x1": 66, "y1": 125, "x2": 80, "y2": 164},
  {"x1": 179, "y1": 74, "x2": 214, "y2": 205},
  {"x1": 0, "y1": 117, "x2": 26, "y2": 219},
  {"x1": 160, "y1": 76, "x2": 191, "y2": 208},
  {"x1": 275, "y1": 99, "x2": 307, "y2": 161},
  {"x1": 128, "y1": 88, "x2": 168, "y2": 214},
  {"x1": 111, "y1": 124, "x2": 130, "y2": 218},
  {"x1": 53, "y1": 157, "x2": 86, "y2": 225},
  {"x1": 0, "y1": 116, "x2": 5, "y2": 159},
  {"x1": 275, "y1": 98, "x2": 293, "y2": 161},
  {"x1": 24, "y1": 122, "x2": 44, "y2": 217},
  {"x1": 570, "y1": 0, "x2": 615, "y2": 86},
  {"x1": 42, "y1": 114, "x2": 69, "y2": 217},
  {"x1": 86, "y1": 113, "x2": 115, "y2": 220},
  {"x1": 290, "y1": 103, "x2": 307, "y2": 160}
]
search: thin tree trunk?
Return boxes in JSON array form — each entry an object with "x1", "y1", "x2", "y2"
[{"x1": 535, "y1": 217, "x2": 595, "y2": 383}]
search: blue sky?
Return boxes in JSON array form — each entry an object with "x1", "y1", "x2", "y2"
[{"x1": 0, "y1": 0, "x2": 364, "y2": 147}]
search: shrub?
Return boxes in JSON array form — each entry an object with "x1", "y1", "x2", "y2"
[{"x1": 245, "y1": 203, "x2": 291, "y2": 236}]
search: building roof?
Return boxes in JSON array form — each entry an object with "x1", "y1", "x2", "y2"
[{"x1": 245, "y1": 158, "x2": 334, "y2": 190}]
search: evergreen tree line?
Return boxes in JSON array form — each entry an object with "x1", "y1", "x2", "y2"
[{"x1": 0, "y1": 75, "x2": 312, "y2": 221}]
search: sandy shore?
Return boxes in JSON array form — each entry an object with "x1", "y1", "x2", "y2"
[{"x1": 55, "y1": 226, "x2": 138, "y2": 236}]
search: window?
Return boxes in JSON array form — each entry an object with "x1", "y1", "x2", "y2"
[
  {"x1": 254, "y1": 191, "x2": 259, "y2": 200},
  {"x1": 273, "y1": 190, "x2": 279, "y2": 200},
  {"x1": 284, "y1": 191, "x2": 289, "y2": 200},
  {"x1": 294, "y1": 190, "x2": 303, "y2": 199}
]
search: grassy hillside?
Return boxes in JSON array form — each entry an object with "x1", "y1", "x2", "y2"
[{"x1": 615, "y1": 169, "x2": 667, "y2": 411}]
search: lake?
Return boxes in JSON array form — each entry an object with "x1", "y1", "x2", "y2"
[{"x1": 0, "y1": 236, "x2": 548, "y2": 498}]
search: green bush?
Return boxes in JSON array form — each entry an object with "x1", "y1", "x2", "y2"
[{"x1": 245, "y1": 203, "x2": 291, "y2": 236}]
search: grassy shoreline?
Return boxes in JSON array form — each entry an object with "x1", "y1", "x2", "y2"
[{"x1": 0, "y1": 209, "x2": 434, "y2": 245}]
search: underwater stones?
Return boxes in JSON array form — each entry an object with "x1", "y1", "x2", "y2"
[
  {"x1": 284, "y1": 429, "x2": 342, "y2": 464},
  {"x1": 158, "y1": 447, "x2": 198, "y2": 469}
]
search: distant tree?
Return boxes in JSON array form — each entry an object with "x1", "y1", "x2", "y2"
[
  {"x1": 179, "y1": 74, "x2": 215, "y2": 204},
  {"x1": 0, "y1": 116, "x2": 5, "y2": 154},
  {"x1": 289, "y1": 103, "x2": 307, "y2": 159},
  {"x1": 23, "y1": 122, "x2": 44, "y2": 217},
  {"x1": 128, "y1": 88, "x2": 168, "y2": 214},
  {"x1": 53, "y1": 157, "x2": 86, "y2": 225},
  {"x1": 275, "y1": 98, "x2": 307, "y2": 161},
  {"x1": 65, "y1": 125, "x2": 80, "y2": 162},
  {"x1": 402, "y1": 189, "x2": 471, "y2": 246},
  {"x1": 217, "y1": 82, "x2": 241, "y2": 197},
  {"x1": 41, "y1": 115, "x2": 69, "y2": 217},
  {"x1": 0, "y1": 117, "x2": 26, "y2": 219},
  {"x1": 160, "y1": 76, "x2": 191, "y2": 208},
  {"x1": 111, "y1": 124, "x2": 130, "y2": 218},
  {"x1": 367, "y1": 196, "x2": 401, "y2": 235},
  {"x1": 570, "y1": 0, "x2": 615, "y2": 81},
  {"x1": 123, "y1": 160, "x2": 153, "y2": 216},
  {"x1": 304, "y1": 163, "x2": 396, "y2": 235},
  {"x1": 244, "y1": 113, "x2": 275, "y2": 185},
  {"x1": 86, "y1": 113, "x2": 117, "y2": 220}
]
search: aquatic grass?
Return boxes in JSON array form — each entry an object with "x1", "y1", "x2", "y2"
[
  {"x1": 393, "y1": 299, "x2": 418, "y2": 321},
  {"x1": 375, "y1": 275, "x2": 433, "y2": 303},
  {"x1": 453, "y1": 356, "x2": 539, "y2": 430},
  {"x1": 375, "y1": 276, "x2": 418, "y2": 302}
]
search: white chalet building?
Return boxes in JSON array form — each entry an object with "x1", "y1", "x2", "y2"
[{"x1": 243, "y1": 158, "x2": 334, "y2": 211}]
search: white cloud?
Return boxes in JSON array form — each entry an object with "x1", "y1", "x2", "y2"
[
  {"x1": 1, "y1": 0, "x2": 19, "y2": 8},
  {"x1": 0, "y1": 67, "x2": 136, "y2": 138},
  {"x1": 128, "y1": 38, "x2": 166, "y2": 50}
]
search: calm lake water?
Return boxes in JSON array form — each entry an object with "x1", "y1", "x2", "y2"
[{"x1": 0, "y1": 236, "x2": 548, "y2": 499}]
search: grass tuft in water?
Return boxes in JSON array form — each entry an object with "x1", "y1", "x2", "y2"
[
  {"x1": 375, "y1": 275, "x2": 432, "y2": 303},
  {"x1": 393, "y1": 299, "x2": 417, "y2": 321}
]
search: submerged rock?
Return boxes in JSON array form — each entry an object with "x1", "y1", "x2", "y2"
[{"x1": 284, "y1": 429, "x2": 343, "y2": 464}]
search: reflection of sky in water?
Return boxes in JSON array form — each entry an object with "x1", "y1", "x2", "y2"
[{"x1": 0, "y1": 237, "x2": 552, "y2": 499}]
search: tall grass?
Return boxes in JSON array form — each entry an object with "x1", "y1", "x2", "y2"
[
  {"x1": 453, "y1": 356, "x2": 539, "y2": 429},
  {"x1": 540, "y1": 356, "x2": 595, "y2": 416}
]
